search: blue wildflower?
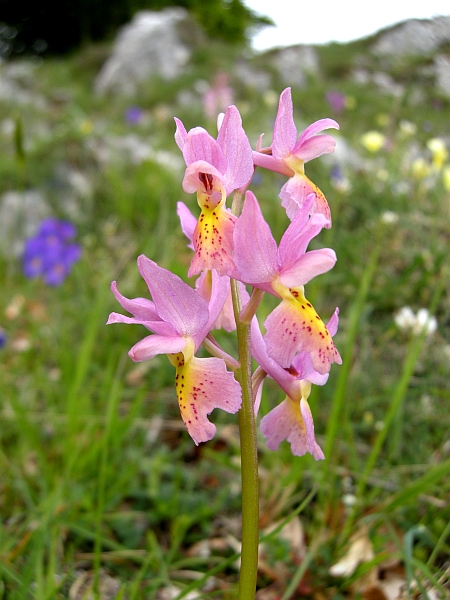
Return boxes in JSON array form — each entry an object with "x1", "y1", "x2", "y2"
[
  {"x1": 0, "y1": 327, "x2": 6, "y2": 349},
  {"x1": 125, "y1": 106, "x2": 143, "y2": 126},
  {"x1": 23, "y1": 218, "x2": 81, "y2": 286}
]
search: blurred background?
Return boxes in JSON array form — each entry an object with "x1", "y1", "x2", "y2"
[{"x1": 1, "y1": 1, "x2": 450, "y2": 598}]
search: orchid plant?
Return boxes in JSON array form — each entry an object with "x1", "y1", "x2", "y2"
[{"x1": 107, "y1": 87, "x2": 341, "y2": 598}]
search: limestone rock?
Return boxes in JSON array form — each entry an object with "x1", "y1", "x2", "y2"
[
  {"x1": 270, "y1": 45, "x2": 319, "y2": 88},
  {"x1": 372, "y1": 15, "x2": 450, "y2": 57},
  {"x1": 435, "y1": 54, "x2": 450, "y2": 97},
  {"x1": 94, "y1": 9, "x2": 202, "y2": 96}
]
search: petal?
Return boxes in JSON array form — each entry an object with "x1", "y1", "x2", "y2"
[
  {"x1": 188, "y1": 205, "x2": 236, "y2": 277},
  {"x1": 250, "y1": 317, "x2": 297, "y2": 398},
  {"x1": 252, "y1": 366, "x2": 266, "y2": 415},
  {"x1": 177, "y1": 201, "x2": 197, "y2": 249},
  {"x1": 260, "y1": 397, "x2": 324, "y2": 460},
  {"x1": 195, "y1": 271, "x2": 230, "y2": 342},
  {"x1": 211, "y1": 282, "x2": 236, "y2": 332},
  {"x1": 290, "y1": 351, "x2": 317, "y2": 380},
  {"x1": 296, "y1": 118, "x2": 339, "y2": 147},
  {"x1": 129, "y1": 334, "x2": 186, "y2": 362},
  {"x1": 233, "y1": 191, "x2": 279, "y2": 285},
  {"x1": 175, "y1": 355, "x2": 242, "y2": 445},
  {"x1": 278, "y1": 193, "x2": 317, "y2": 264},
  {"x1": 290, "y1": 351, "x2": 329, "y2": 386},
  {"x1": 216, "y1": 105, "x2": 254, "y2": 193},
  {"x1": 110, "y1": 281, "x2": 159, "y2": 321},
  {"x1": 252, "y1": 151, "x2": 294, "y2": 177},
  {"x1": 174, "y1": 117, "x2": 187, "y2": 151},
  {"x1": 182, "y1": 127, "x2": 227, "y2": 173},
  {"x1": 326, "y1": 307, "x2": 340, "y2": 337},
  {"x1": 182, "y1": 160, "x2": 225, "y2": 194},
  {"x1": 293, "y1": 133, "x2": 337, "y2": 163},
  {"x1": 272, "y1": 88, "x2": 297, "y2": 160},
  {"x1": 300, "y1": 397, "x2": 325, "y2": 460},
  {"x1": 137, "y1": 255, "x2": 209, "y2": 336},
  {"x1": 107, "y1": 312, "x2": 178, "y2": 336},
  {"x1": 279, "y1": 174, "x2": 331, "y2": 224},
  {"x1": 264, "y1": 293, "x2": 342, "y2": 374},
  {"x1": 280, "y1": 249, "x2": 337, "y2": 288}
]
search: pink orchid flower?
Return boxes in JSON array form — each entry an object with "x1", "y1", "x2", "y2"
[
  {"x1": 253, "y1": 87, "x2": 339, "y2": 224},
  {"x1": 174, "y1": 105, "x2": 254, "y2": 277},
  {"x1": 233, "y1": 191, "x2": 341, "y2": 375},
  {"x1": 177, "y1": 200, "x2": 249, "y2": 332},
  {"x1": 250, "y1": 316, "x2": 341, "y2": 459},
  {"x1": 107, "y1": 255, "x2": 242, "y2": 445}
]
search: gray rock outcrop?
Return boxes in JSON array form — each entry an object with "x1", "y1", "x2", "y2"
[
  {"x1": 435, "y1": 54, "x2": 450, "y2": 97},
  {"x1": 270, "y1": 45, "x2": 320, "y2": 88},
  {"x1": 94, "y1": 9, "x2": 202, "y2": 96},
  {"x1": 372, "y1": 15, "x2": 450, "y2": 57}
]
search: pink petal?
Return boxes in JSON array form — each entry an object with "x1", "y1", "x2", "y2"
[
  {"x1": 107, "y1": 312, "x2": 178, "y2": 336},
  {"x1": 129, "y1": 334, "x2": 186, "y2": 362},
  {"x1": 279, "y1": 174, "x2": 331, "y2": 224},
  {"x1": 188, "y1": 206, "x2": 237, "y2": 277},
  {"x1": 293, "y1": 134, "x2": 337, "y2": 163},
  {"x1": 177, "y1": 201, "x2": 197, "y2": 249},
  {"x1": 296, "y1": 118, "x2": 339, "y2": 147},
  {"x1": 110, "y1": 281, "x2": 158, "y2": 321},
  {"x1": 250, "y1": 318, "x2": 297, "y2": 399},
  {"x1": 211, "y1": 284, "x2": 236, "y2": 332},
  {"x1": 252, "y1": 366, "x2": 266, "y2": 415},
  {"x1": 260, "y1": 397, "x2": 324, "y2": 460},
  {"x1": 137, "y1": 255, "x2": 209, "y2": 336},
  {"x1": 277, "y1": 193, "x2": 316, "y2": 265},
  {"x1": 182, "y1": 128, "x2": 227, "y2": 173},
  {"x1": 280, "y1": 249, "x2": 337, "y2": 287},
  {"x1": 290, "y1": 351, "x2": 317, "y2": 380},
  {"x1": 174, "y1": 117, "x2": 187, "y2": 151},
  {"x1": 195, "y1": 271, "x2": 235, "y2": 332},
  {"x1": 196, "y1": 271, "x2": 230, "y2": 340},
  {"x1": 300, "y1": 396, "x2": 316, "y2": 456},
  {"x1": 233, "y1": 191, "x2": 279, "y2": 285},
  {"x1": 326, "y1": 307, "x2": 340, "y2": 337},
  {"x1": 176, "y1": 355, "x2": 242, "y2": 445},
  {"x1": 264, "y1": 297, "x2": 342, "y2": 374},
  {"x1": 272, "y1": 88, "x2": 297, "y2": 160},
  {"x1": 252, "y1": 151, "x2": 294, "y2": 177},
  {"x1": 182, "y1": 160, "x2": 225, "y2": 194},
  {"x1": 217, "y1": 105, "x2": 254, "y2": 194}
]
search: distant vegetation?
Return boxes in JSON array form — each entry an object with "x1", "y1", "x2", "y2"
[{"x1": 0, "y1": 0, "x2": 272, "y2": 57}]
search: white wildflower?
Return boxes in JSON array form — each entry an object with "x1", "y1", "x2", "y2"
[
  {"x1": 381, "y1": 211, "x2": 399, "y2": 224},
  {"x1": 394, "y1": 306, "x2": 437, "y2": 336}
]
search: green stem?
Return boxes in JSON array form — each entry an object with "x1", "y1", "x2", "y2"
[
  {"x1": 230, "y1": 188, "x2": 259, "y2": 598},
  {"x1": 231, "y1": 278, "x2": 259, "y2": 600}
]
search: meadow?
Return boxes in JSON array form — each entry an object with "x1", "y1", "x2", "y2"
[{"x1": 0, "y1": 38, "x2": 449, "y2": 598}]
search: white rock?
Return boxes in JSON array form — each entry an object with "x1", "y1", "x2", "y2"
[{"x1": 94, "y1": 9, "x2": 198, "y2": 96}]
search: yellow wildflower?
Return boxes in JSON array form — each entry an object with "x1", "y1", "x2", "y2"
[
  {"x1": 360, "y1": 131, "x2": 385, "y2": 153},
  {"x1": 427, "y1": 138, "x2": 448, "y2": 170}
]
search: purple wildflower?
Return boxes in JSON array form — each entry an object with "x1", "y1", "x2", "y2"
[
  {"x1": 125, "y1": 106, "x2": 144, "y2": 126},
  {"x1": 325, "y1": 91, "x2": 346, "y2": 114},
  {"x1": 0, "y1": 327, "x2": 6, "y2": 349},
  {"x1": 23, "y1": 218, "x2": 81, "y2": 286}
]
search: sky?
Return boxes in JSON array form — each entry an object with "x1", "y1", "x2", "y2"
[{"x1": 244, "y1": 0, "x2": 450, "y2": 50}]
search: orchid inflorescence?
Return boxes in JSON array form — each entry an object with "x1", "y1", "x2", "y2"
[{"x1": 108, "y1": 87, "x2": 342, "y2": 460}]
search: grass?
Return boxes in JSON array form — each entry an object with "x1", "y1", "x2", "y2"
[{"x1": 1, "y1": 35, "x2": 450, "y2": 599}]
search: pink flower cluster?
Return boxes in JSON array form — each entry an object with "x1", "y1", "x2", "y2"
[{"x1": 108, "y1": 88, "x2": 341, "y2": 459}]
